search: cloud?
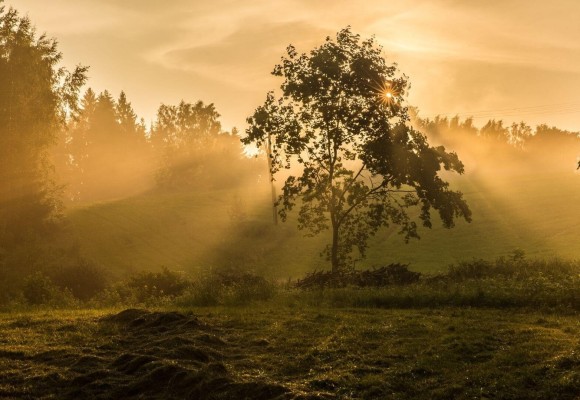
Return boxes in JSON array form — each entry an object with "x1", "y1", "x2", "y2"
[
  {"x1": 7, "y1": 0, "x2": 580, "y2": 130},
  {"x1": 370, "y1": 0, "x2": 580, "y2": 75},
  {"x1": 159, "y1": 20, "x2": 327, "y2": 91}
]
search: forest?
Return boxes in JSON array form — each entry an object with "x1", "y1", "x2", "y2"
[{"x1": 0, "y1": 2, "x2": 579, "y2": 399}]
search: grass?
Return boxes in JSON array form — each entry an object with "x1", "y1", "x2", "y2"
[
  {"x1": 0, "y1": 258, "x2": 577, "y2": 398},
  {"x1": 0, "y1": 306, "x2": 577, "y2": 399},
  {"x1": 56, "y1": 164, "x2": 580, "y2": 279}
]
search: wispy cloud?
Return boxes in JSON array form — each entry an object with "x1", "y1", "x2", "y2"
[
  {"x1": 158, "y1": 20, "x2": 326, "y2": 91},
  {"x1": 7, "y1": 0, "x2": 580, "y2": 130}
]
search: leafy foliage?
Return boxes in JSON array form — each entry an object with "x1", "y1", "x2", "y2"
[
  {"x1": 244, "y1": 27, "x2": 471, "y2": 271},
  {"x1": 50, "y1": 259, "x2": 109, "y2": 301},
  {"x1": 60, "y1": 89, "x2": 151, "y2": 202},
  {"x1": 0, "y1": 5, "x2": 87, "y2": 244},
  {"x1": 152, "y1": 101, "x2": 233, "y2": 188},
  {"x1": 125, "y1": 267, "x2": 191, "y2": 302},
  {"x1": 177, "y1": 267, "x2": 277, "y2": 306},
  {"x1": 295, "y1": 264, "x2": 420, "y2": 289},
  {"x1": 21, "y1": 271, "x2": 77, "y2": 307}
]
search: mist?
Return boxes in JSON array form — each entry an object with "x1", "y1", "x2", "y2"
[{"x1": 1, "y1": 3, "x2": 579, "y2": 399}]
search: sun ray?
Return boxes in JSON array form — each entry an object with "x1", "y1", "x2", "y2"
[{"x1": 371, "y1": 79, "x2": 399, "y2": 107}]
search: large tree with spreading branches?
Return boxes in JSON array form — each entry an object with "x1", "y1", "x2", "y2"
[{"x1": 243, "y1": 28, "x2": 472, "y2": 272}]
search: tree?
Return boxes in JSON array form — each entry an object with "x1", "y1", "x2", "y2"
[
  {"x1": 480, "y1": 119, "x2": 509, "y2": 143},
  {"x1": 243, "y1": 28, "x2": 471, "y2": 272},
  {"x1": 507, "y1": 122, "x2": 532, "y2": 148},
  {"x1": 0, "y1": 3, "x2": 87, "y2": 244},
  {"x1": 60, "y1": 88, "x2": 152, "y2": 202},
  {"x1": 116, "y1": 91, "x2": 138, "y2": 137},
  {"x1": 60, "y1": 88, "x2": 97, "y2": 201},
  {"x1": 150, "y1": 100, "x2": 223, "y2": 187}
]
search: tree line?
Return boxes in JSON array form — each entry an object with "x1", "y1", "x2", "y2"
[
  {"x1": 57, "y1": 89, "x2": 249, "y2": 203},
  {"x1": 0, "y1": 4, "x2": 256, "y2": 253},
  {"x1": 416, "y1": 114, "x2": 579, "y2": 151}
]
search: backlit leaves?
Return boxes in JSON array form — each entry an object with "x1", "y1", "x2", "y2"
[{"x1": 245, "y1": 27, "x2": 471, "y2": 270}]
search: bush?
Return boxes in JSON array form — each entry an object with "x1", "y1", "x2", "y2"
[
  {"x1": 21, "y1": 272, "x2": 77, "y2": 307},
  {"x1": 50, "y1": 258, "x2": 109, "y2": 301},
  {"x1": 295, "y1": 264, "x2": 420, "y2": 289},
  {"x1": 22, "y1": 272, "x2": 56, "y2": 305},
  {"x1": 175, "y1": 267, "x2": 277, "y2": 306},
  {"x1": 447, "y1": 256, "x2": 579, "y2": 281},
  {"x1": 126, "y1": 267, "x2": 192, "y2": 302},
  {"x1": 287, "y1": 256, "x2": 580, "y2": 310}
]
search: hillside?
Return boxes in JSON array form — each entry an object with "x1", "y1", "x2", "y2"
[{"x1": 59, "y1": 150, "x2": 580, "y2": 278}]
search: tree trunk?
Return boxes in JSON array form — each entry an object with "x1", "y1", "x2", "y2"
[
  {"x1": 270, "y1": 178, "x2": 278, "y2": 225},
  {"x1": 265, "y1": 134, "x2": 278, "y2": 225},
  {"x1": 331, "y1": 223, "x2": 339, "y2": 273}
]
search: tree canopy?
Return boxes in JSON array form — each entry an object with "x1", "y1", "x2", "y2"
[
  {"x1": 244, "y1": 27, "x2": 472, "y2": 272},
  {"x1": 0, "y1": 4, "x2": 87, "y2": 244},
  {"x1": 150, "y1": 100, "x2": 256, "y2": 191},
  {"x1": 60, "y1": 89, "x2": 150, "y2": 201}
]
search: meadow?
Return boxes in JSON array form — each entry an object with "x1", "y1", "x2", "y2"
[
  {"x1": 2, "y1": 5, "x2": 579, "y2": 398},
  {"x1": 1, "y1": 254, "x2": 578, "y2": 399},
  {"x1": 0, "y1": 304, "x2": 578, "y2": 399},
  {"x1": 0, "y1": 131, "x2": 575, "y2": 399}
]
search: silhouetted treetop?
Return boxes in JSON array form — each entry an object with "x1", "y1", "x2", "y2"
[
  {"x1": 0, "y1": 4, "x2": 87, "y2": 242},
  {"x1": 244, "y1": 27, "x2": 471, "y2": 272}
]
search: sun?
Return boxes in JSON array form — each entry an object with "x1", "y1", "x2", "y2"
[{"x1": 374, "y1": 80, "x2": 398, "y2": 106}]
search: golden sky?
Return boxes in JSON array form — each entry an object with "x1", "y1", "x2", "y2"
[{"x1": 7, "y1": 0, "x2": 580, "y2": 132}]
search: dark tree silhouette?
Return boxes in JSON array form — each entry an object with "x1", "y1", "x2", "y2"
[
  {"x1": 0, "y1": 4, "x2": 87, "y2": 244},
  {"x1": 244, "y1": 28, "x2": 472, "y2": 272}
]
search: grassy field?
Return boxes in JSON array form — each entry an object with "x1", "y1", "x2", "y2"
[
  {"x1": 0, "y1": 305, "x2": 578, "y2": 399},
  {"x1": 58, "y1": 164, "x2": 580, "y2": 279}
]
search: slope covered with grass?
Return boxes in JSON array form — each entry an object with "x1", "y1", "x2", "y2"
[{"x1": 60, "y1": 154, "x2": 580, "y2": 278}]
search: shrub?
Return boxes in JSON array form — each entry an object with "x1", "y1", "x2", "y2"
[
  {"x1": 126, "y1": 267, "x2": 192, "y2": 302},
  {"x1": 21, "y1": 272, "x2": 77, "y2": 307},
  {"x1": 175, "y1": 267, "x2": 277, "y2": 306},
  {"x1": 447, "y1": 256, "x2": 579, "y2": 281},
  {"x1": 295, "y1": 264, "x2": 421, "y2": 289},
  {"x1": 22, "y1": 272, "x2": 55, "y2": 305},
  {"x1": 50, "y1": 258, "x2": 109, "y2": 301},
  {"x1": 288, "y1": 256, "x2": 579, "y2": 310}
]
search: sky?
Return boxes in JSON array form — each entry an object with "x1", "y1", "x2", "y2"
[{"x1": 6, "y1": 0, "x2": 580, "y2": 132}]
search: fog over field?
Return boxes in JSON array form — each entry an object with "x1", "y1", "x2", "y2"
[{"x1": 0, "y1": 1, "x2": 579, "y2": 399}]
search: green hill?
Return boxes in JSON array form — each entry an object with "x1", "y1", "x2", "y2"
[{"x1": 59, "y1": 154, "x2": 580, "y2": 278}]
